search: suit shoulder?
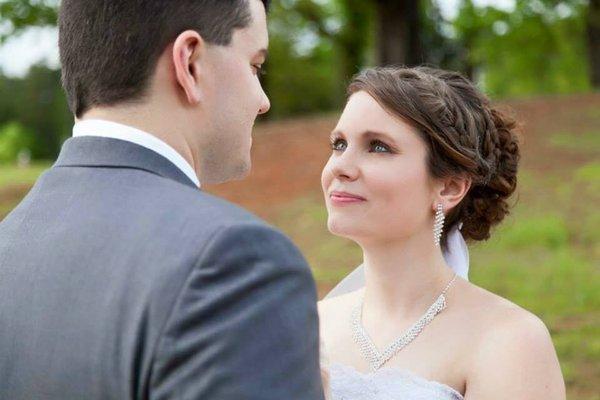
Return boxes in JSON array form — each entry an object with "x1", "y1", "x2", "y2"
[
  {"x1": 199, "y1": 220, "x2": 310, "y2": 277},
  {"x1": 151, "y1": 178, "x2": 268, "y2": 228},
  {"x1": 151, "y1": 181, "x2": 308, "y2": 267}
]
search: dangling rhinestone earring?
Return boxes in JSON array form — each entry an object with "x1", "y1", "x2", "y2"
[{"x1": 433, "y1": 203, "x2": 445, "y2": 247}]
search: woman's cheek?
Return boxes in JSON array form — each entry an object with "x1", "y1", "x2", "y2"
[
  {"x1": 321, "y1": 161, "x2": 333, "y2": 194},
  {"x1": 367, "y1": 169, "x2": 419, "y2": 222}
]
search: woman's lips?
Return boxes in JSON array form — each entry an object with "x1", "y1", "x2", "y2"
[{"x1": 330, "y1": 191, "x2": 367, "y2": 205}]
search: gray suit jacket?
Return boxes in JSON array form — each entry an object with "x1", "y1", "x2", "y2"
[{"x1": 0, "y1": 136, "x2": 324, "y2": 400}]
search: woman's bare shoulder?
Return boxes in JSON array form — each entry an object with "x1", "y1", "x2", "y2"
[
  {"x1": 461, "y1": 281, "x2": 553, "y2": 349},
  {"x1": 451, "y1": 280, "x2": 553, "y2": 348},
  {"x1": 456, "y1": 279, "x2": 540, "y2": 323},
  {"x1": 456, "y1": 281, "x2": 564, "y2": 398}
]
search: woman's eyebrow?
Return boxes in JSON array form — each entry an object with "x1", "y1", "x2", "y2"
[
  {"x1": 362, "y1": 130, "x2": 397, "y2": 141},
  {"x1": 330, "y1": 129, "x2": 399, "y2": 144}
]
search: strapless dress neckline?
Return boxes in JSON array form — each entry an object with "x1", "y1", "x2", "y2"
[{"x1": 328, "y1": 362, "x2": 465, "y2": 400}]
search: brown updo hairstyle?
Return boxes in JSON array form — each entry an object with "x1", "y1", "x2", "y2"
[{"x1": 348, "y1": 66, "x2": 521, "y2": 251}]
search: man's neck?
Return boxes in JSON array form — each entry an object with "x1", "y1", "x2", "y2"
[{"x1": 80, "y1": 107, "x2": 200, "y2": 179}]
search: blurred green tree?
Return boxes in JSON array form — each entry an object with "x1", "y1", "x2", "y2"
[
  {"x1": 0, "y1": 0, "x2": 58, "y2": 43},
  {"x1": 291, "y1": 0, "x2": 375, "y2": 86},
  {"x1": 454, "y1": 0, "x2": 592, "y2": 97},
  {"x1": 0, "y1": 121, "x2": 34, "y2": 163},
  {"x1": 0, "y1": 66, "x2": 71, "y2": 159}
]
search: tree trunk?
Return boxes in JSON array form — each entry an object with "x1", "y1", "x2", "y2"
[
  {"x1": 588, "y1": 0, "x2": 600, "y2": 88},
  {"x1": 338, "y1": 0, "x2": 373, "y2": 84},
  {"x1": 374, "y1": 0, "x2": 423, "y2": 66}
]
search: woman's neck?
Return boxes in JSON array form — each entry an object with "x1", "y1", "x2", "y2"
[{"x1": 359, "y1": 230, "x2": 455, "y2": 321}]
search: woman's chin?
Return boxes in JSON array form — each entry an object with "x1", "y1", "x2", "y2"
[{"x1": 327, "y1": 218, "x2": 364, "y2": 240}]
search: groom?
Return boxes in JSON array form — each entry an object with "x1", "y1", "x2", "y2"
[{"x1": 0, "y1": 1, "x2": 324, "y2": 399}]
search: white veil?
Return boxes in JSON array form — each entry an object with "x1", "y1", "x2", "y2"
[{"x1": 324, "y1": 224, "x2": 470, "y2": 299}]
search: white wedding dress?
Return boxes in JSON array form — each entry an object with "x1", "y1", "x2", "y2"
[
  {"x1": 322, "y1": 226, "x2": 468, "y2": 400},
  {"x1": 326, "y1": 362, "x2": 464, "y2": 400}
]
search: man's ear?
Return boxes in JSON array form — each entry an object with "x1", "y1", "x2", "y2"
[
  {"x1": 172, "y1": 30, "x2": 205, "y2": 105},
  {"x1": 434, "y1": 175, "x2": 472, "y2": 212}
]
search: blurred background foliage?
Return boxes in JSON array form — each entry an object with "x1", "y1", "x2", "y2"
[{"x1": 0, "y1": 0, "x2": 598, "y2": 161}]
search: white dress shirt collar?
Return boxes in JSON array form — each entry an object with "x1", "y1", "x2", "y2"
[{"x1": 72, "y1": 119, "x2": 200, "y2": 188}]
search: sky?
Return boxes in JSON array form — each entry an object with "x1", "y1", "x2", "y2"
[{"x1": 0, "y1": 0, "x2": 517, "y2": 78}]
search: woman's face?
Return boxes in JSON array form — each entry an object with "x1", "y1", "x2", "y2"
[{"x1": 321, "y1": 91, "x2": 437, "y2": 243}]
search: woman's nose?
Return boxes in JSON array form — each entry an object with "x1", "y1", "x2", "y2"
[{"x1": 329, "y1": 150, "x2": 359, "y2": 181}]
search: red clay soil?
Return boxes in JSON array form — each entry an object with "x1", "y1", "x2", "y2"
[{"x1": 204, "y1": 114, "x2": 336, "y2": 218}]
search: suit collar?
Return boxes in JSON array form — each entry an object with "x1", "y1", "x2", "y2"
[
  {"x1": 72, "y1": 119, "x2": 200, "y2": 187},
  {"x1": 54, "y1": 136, "x2": 199, "y2": 190}
]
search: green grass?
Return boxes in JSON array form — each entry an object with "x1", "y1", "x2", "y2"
[
  {"x1": 0, "y1": 162, "x2": 51, "y2": 219},
  {"x1": 574, "y1": 162, "x2": 600, "y2": 196},
  {"x1": 492, "y1": 213, "x2": 570, "y2": 249},
  {"x1": 586, "y1": 106, "x2": 600, "y2": 121},
  {"x1": 549, "y1": 130, "x2": 600, "y2": 153},
  {"x1": 0, "y1": 162, "x2": 51, "y2": 187}
]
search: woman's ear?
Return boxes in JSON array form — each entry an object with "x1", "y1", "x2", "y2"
[
  {"x1": 434, "y1": 175, "x2": 472, "y2": 212},
  {"x1": 172, "y1": 30, "x2": 205, "y2": 105}
]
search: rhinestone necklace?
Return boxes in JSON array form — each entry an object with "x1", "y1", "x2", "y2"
[{"x1": 351, "y1": 273, "x2": 458, "y2": 372}]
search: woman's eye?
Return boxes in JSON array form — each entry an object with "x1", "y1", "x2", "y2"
[
  {"x1": 331, "y1": 139, "x2": 347, "y2": 151},
  {"x1": 371, "y1": 140, "x2": 390, "y2": 153}
]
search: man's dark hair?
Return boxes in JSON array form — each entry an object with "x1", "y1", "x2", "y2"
[{"x1": 59, "y1": 0, "x2": 270, "y2": 117}]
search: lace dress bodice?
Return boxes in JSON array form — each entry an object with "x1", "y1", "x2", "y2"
[{"x1": 327, "y1": 362, "x2": 464, "y2": 400}]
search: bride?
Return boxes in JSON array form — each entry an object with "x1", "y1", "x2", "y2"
[{"x1": 318, "y1": 66, "x2": 565, "y2": 399}]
